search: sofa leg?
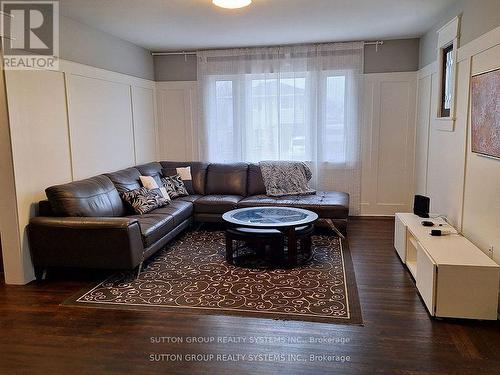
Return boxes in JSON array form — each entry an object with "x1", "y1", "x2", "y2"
[
  {"x1": 136, "y1": 261, "x2": 143, "y2": 279},
  {"x1": 325, "y1": 219, "x2": 346, "y2": 239},
  {"x1": 34, "y1": 267, "x2": 47, "y2": 281}
]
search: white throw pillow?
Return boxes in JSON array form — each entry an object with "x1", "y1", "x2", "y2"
[
  {"x1": 139, "y1": 175, "x2": 170, "y2": 201},
  {"x1": 176, "y1": 166, "x2": 192, "y2": 181}
]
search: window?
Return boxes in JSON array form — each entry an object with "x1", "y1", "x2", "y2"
[
  {"x1": 214, "y1": 80, "x2": 235, "y2": 161},
  {"x1": 435, "y1": 15, "x2": 460, "y2": 127},
  {"x1": 440, "y1": 44, "x2": 454, "y2": 117},
  {"x1": 210, "y1": 72, "x2": 346, "y2": 163},
  {"x1": 198, "y1": 43, "x2": 363, "y2": 213},
  {"x1": 323, "y1": 75, "x2": 346, "y2": 163}
]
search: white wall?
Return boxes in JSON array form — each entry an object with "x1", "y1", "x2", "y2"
[
  {"x1": 156, "y1": 73, "x2": 417, "y2": 216},
  {"x1": 415, "y1": 63, "x2": 468, "y2": 228},
  {"x1": 2, "y1": 60, "x2": 157, "y2": 284},
  {"x1": 0, "y1": 53, "x2": 23, "y2": 283},
  {"x1": 419, "y1": 0, "x2": 500, "y2": 68},
  {"x1": 415, "y1": 26, "x2": 500, "y2": 264},
  {"x1": 461, "y1": 37, "x2": 500, "y2": 264}
]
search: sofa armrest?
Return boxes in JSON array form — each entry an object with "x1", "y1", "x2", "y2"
[
  {"x1": 30, "y1": 216, "x2": 139, "y2": 229},
  {"x1": 28, "y1": 216, "x2": 144, "y2": 270}
]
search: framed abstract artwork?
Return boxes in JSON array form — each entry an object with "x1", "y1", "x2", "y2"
[{"x1": 470, "y1": 68, "x2": 500, "y2": 159}]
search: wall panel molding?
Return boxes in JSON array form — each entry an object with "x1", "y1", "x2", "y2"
[
  {"x1": 417, "y1": 61, "x2": 437, "y2": 79},
  {"x1": 66, "y1": 74, "x2": 136, "y2": 179},
  {"x1": 131, "y1": 86, "x2": 157, "y2": 164},
  {"x1": 4, "y1": 69, "x2": 73, "y2": 284},
  {"x1": 415, "y1": 21, "x2": 500, "y2": 272},
  {"x1": 2, "y1": 59, "x2": 157, "y2": 284},
  {"x1": 156, "y1": 81, "x2": 199, "y2": 161},
  {"x1": 457, "y1": 24, "x2": 500, "y2": 63},
  {"x1": 360, "y1": 72, "x2": 417, "y2": 215}
]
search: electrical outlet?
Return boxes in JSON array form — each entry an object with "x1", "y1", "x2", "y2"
[{"x1": 487, "y1": 245, "x2": 494, "y2": 259}]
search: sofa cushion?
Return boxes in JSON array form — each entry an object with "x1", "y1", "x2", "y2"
[
  {"x1": 135, "y1": 162, "x2": 163, "y2": 177},
  {"x1": 45, "y1": 175, "x2": 126, "y2": 217},
  {"x1": 161, "y1": 161, "x2": 209, "y2": 195},
  {"x1": 149, "y1": 200, "x2": 193, "y2": 226},
  {"x1": 205, "y1": 163, "x2": 248, "y2": 196},
  {"x1": 136, "y1": 162, "x2": 163, "y2": 186},
  {"x1": 238, "y1": 191, "x2": 349, "y2": 219},
  {"x1": 247, "y1": 163, "x2": 266, "y2": 196},
  {"x1": 106, "y1": 167, "x2": 141, "y2": 193},
  {"x1": 127, "y1": 213, "x2": 175, "y2": 247},
  {"x1": 175, "y1": 194, "x2": 203, "y2": 203},
  {"x1": 194, "y1": 195, "x2": 243, "y2": 214}
]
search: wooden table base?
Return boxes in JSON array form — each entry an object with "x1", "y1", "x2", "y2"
[{"x1": 225, "y1": 225, "x2": 314, "y2": 267}]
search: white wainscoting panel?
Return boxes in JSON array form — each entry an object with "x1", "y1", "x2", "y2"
[
  {"x1": 425, "y1": 66, "x2": 468, "y2": 228},
  {"x1": 361, "y1": 72, "x2": 417, "y2": 215},
  {"x1": 2, "y1": 59, "x2": 156, "y2": 284},
  {"x1": 414, "y1": 74, "x2": 432, "y2": 196},
  {"x1": 4, "y1": 69, "x2": 73, "y2": 283},
  {"x1": 66, "y1": 75, "x2": 136, "y2": 179},
  {"x1": 415, "y1": 27, "x2": 500, "y2": 311},
  {"x1": 131, "y1": 86, "x2": 157, "y2": 164},
  {"x1": 462, "y1": 43, "x2": 500, "y2": 264},
  {"x1": 156, "y1": 82, "x2": 198, "y2": 161}
]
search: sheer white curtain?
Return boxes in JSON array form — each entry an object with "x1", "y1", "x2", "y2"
[{"x1": 197, "y1": 43, "x2": 363, "y2": 214}]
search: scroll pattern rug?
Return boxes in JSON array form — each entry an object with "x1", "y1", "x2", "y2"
[{"x1": 65, "y1": 231, "x2": 362, "y2": 324}]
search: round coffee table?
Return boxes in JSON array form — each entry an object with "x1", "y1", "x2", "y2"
[{"x1": 222, "y1": 207, "x2": 318, "y2": 266}]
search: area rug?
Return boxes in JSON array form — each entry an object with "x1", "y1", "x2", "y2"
[{"x1": 64, "y1": 230, "x2": 362, "y2": 324}]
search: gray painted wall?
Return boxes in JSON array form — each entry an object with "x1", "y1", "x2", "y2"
[
  {"x1": 154, "y1": 54, "x2": 198, "y2": 81},
  {"x1": 364, "y1": 39, "x2": 419, "y2": 74},
  {"x1": 154, "y1": 38, "x2": 420, "y2": 81},
  {"x1": 60, "y1": 16, "x2": 154, "y2": 80},
  {"x1": 419, "y1": 0, "x2": 500, "y2": 68}
]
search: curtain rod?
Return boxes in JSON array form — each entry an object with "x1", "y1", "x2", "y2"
[{"x1": 151, "y1": 41, "x2": 384, "y2": 56}]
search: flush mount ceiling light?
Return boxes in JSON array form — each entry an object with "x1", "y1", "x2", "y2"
[{"x1": 212, "y1": 0, "x2": 252, "y2": 9}]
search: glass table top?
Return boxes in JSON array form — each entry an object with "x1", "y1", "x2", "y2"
[{"x1": 222, "y1": 207, "x2": 318, "y2": 228}]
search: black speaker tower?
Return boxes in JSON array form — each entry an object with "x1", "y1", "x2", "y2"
[{"x1": 413, "y1": 195, "x2": 430, "y2": 218}]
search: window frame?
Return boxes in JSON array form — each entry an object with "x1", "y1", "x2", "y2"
[
  {"x1": 435, "y1": 15, "x2": 460, "y2": 131},
  {"x1": 440, "y1": 43, "x2": 454, "y2": 118}
]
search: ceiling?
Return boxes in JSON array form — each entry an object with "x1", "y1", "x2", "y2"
[{"x1": 59, "y1": 0, "x2": 457, "y2": 51}]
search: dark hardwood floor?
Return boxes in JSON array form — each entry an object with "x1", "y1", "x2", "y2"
[{"x1": 1, "y1": 218, "x2": 499, "y2": 374}]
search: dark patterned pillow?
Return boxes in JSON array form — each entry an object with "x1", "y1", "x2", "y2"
[
  {"x1": 161, "y1": 174, "x2": 189, "y2": 198},
  {"x1": 161, "y1": 167, "x2": 195, "y2": 194},
  {"x1": 161, "y1": 176, "x2": 179, "y2": 199},
  {"x1": 120, "y1": 187, "x2": 168, "y2": 215}
]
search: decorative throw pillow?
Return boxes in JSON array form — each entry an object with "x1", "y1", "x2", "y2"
[
  {"x1": 161, "y1": 176, "x2": 179, "y2": 199},
  {"x1": 161, "y1": 175, "x2": 189, "y2": 198},
  {"x1": 176, "y1": 166, "x2": 192, "y2": 181},
  {"x1": 139, "y1": 175, "x2": 170, "y2": 201},
  {"x1": 161, "y1": 166, "x2": 195, "y2": 194},
  {"x1": 120, "y1": 187, "x2": 168, "y2": 215}
]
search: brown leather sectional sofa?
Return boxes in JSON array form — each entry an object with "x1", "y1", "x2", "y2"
[{"x1": 28, "y1": 161, "x2": 349, "y2": 277}]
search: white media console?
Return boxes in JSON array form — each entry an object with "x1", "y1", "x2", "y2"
[{"x1": 394, "y1": 213, "x2": 500, "y2": 320}]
